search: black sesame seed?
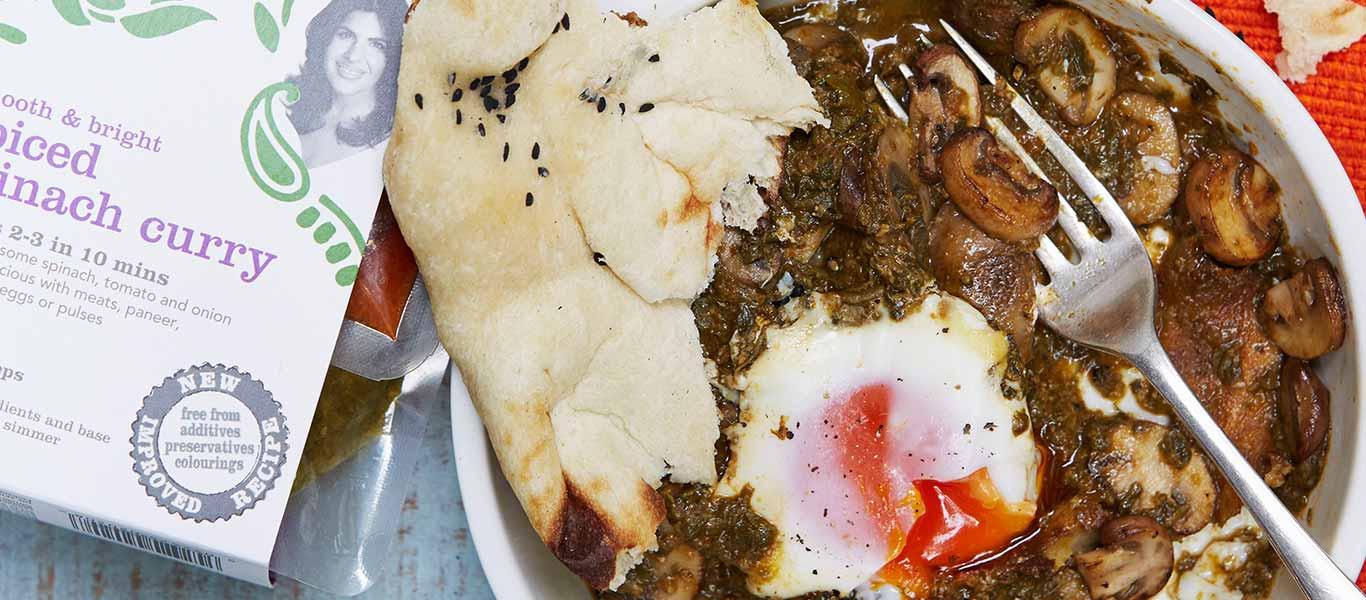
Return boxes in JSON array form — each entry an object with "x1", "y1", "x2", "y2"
[
  {"x1": 477, "y1": 122, "x2": 486, "y2": 137},
  {"x1": 456, "y1": 109, "x2": 463, "y2": 124},
  {"x1": 538, "y1": 166, "x2": 549, "y2": 177},
  {"x1": 553, "y1": 22, "x2": 560, "y2": 34},
  {"x1": 497, "y1": 114, "x2": 507, "y2": 124},
  {"x1": 579, "y1": 89, "x2": 590, "y2": 101},
  {"x1": 448, "y1": 72, "x2": 457, "y2": 86},
  {"x1": 414, "y1": 93, "x2": 424, "y2": 109},
  {"x1": 592, "y1": 252, "x2": 606, "y2": 266},
  {"x1": 532, "y1": 143, "x2": 541, "y2": 160},
  {"x1": 484, "y1": 96, "x2": 499, "y2": 112},
  {"x1": 506, "y1": 83, "x2": 520, "y2": 94},
  {"x1": 639, "y1": 102, "x2": 655, "y2": 113},
  {"x1": 518, "y1": 57, "x2": 529, "y2": 71},
  {"x1": 525, "y1": 192, "x2": 535, "y2": 207},
  {"x1": 619, "y1": 102, "x2": 626, "y2": 115},
  {"x1": 451, "y1": 88, "x2": 463, "y2": 102},
  {"x1": 480, "y1": 75, "x2": 494, "y2": 86},
  {"x1": 648, "y1": 53, "x2": 660, "y2": 63},
  {"x1": 503, "y1": 142, "x2": 510, "y2": 162},
  {"x1": 480, "y1": 84, "x2": 492, "y2": 97},
  {"x1": 503, "y1": 69, "x2": 518, "y2": 84},
  {"x1": 597, "y1": 97, "x2": 606, "y2": 113},
  {"x1": 470, "y1": 78, "x2": 481, "y2": 90},
  {"x1": 561, "y1": 13, "x2": 570, "y2": 31},
  {"x1": 505, "y1": 94, "x2": 517, "y2": 108}
]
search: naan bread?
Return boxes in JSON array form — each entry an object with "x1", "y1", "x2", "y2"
[
  {"x1": 1266, "y1": 0, "x2": 1366, "y2": 82},
  {"x1": 385, "y1": 0, "x2": 823, "y2": 589}
]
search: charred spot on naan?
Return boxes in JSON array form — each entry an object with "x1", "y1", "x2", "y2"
[{"x1": 552, "y1": 479, "x2": 667, "y2": 589}]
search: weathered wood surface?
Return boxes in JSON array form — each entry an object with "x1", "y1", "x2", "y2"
[{"x1": 0, "y1": 393, "x2": 497, "y2": 599}]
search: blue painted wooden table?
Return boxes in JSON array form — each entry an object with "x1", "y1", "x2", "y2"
[{"x1": 0, "y1": 390, "x2": 498, "y2": 599}]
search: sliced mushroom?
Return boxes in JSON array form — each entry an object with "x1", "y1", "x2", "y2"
[
  {"x1": 877, "y1": 124, "x2": 916, "y2": 188},
  {"x1": 918, "y1": 45, "x2": 982, "y2": 129},
  {"x1": 1073, "y1": 516, "x2": 1174, "y2": 600},
  {"x1": 1260, "y1": 258, "x2": 1348, "y2": 359},
  {"x1": 1184, "y1": 149, "x2": 1282, "y2": 264},
  {"x1": 837, "y1": 146, "x2": 899, "y2": 233},
  {"x1": 1107, "y1": 92, "x2": 1181, "y2": 224},
  {"x1": 1279, "y1": 358, "x2": 1331, "y2": 462},
  {"x1": 910, "y1": 46, "x2": 983, "y2": 181},
  {"x1": 940, "y1": 128, "x2": 1058, "y2": 242},
  {"x1": 1184, "y1": 149, "x2": 1282, "y2": 266},
  {"x1": 1015, "y1": 7, "x2": 1118, "y2": 126},
  {"x1": 908, "y1": 81, "x2": 951, "y2": 181},
  {"x1": 1087, "y1": 420, "x2": 1216, "y2": 534},
  {"x1": 930, "y1": 206, "x2": 1039, "y2": 358}
]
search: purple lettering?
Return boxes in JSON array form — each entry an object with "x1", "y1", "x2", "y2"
[{"x1": 140, "y1": 217, "x2": 166, "y2": 243}]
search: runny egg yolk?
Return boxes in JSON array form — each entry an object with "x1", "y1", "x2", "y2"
[{"x1": 825, "y1": 383, "x2": 1037, "y2": 596}]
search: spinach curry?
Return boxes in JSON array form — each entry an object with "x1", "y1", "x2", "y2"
[{"x1": 602, "y1": 1, "x2": 1345, "y2": 598}]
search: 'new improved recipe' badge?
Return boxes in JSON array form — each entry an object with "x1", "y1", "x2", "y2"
[{"x1": 130, "y1": 365, "x2": 289, "y2": 522}]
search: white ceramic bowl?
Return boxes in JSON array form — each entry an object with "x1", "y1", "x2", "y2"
[{"x1": 451, "y1": 1, "x2": 1366, "y2": 598}]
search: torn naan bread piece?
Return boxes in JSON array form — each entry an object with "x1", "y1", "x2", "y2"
[
  {"x1": 385, "y1": 0, "x2": 823, "y2": 590},
  {"x1": 1266, "y1": 0, "x2": 1366, "y2": 82}
]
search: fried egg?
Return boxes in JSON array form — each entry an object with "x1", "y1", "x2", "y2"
[{"x1": 717, "y1": 293, "x2": 1042, "y2": 598}]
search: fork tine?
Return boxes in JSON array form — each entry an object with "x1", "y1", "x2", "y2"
[
  {"x1": 941, "y1": 19, "x2": 1144, "y2": 246},
  {"x1": 939, "y1": 20, "x2": 1003, "y2": 83},
  {"x1": 897, "y1": 63, "x2": 914, "y2": 83},
  {"x1": 984, "y1": 116, "x2": 1101, "y2": 254},
  {"x1": 1034, "y1": 235, "x2": 1072, "y2": 276},
  {"x1": 873, "y1": 75, "x2": 910, "y2": 123}
]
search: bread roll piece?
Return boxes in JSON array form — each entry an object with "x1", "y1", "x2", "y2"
[
  {"x1": 1266, "y1": 0, "x2": 1366, "y2": 82},
  {"x1": 385, "y1": 0, "x2": 823, "y2": 589}
]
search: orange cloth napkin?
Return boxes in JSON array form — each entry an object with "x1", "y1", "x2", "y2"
[{"x1": 1190, "y1": 0, "x2": 1366, "y2": 211}]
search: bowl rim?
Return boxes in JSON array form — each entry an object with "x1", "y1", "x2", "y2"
[{"x1": 451, "y1": 0, "x2": 1366, "y2": 596}]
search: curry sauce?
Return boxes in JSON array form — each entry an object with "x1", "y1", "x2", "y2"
[{"x1": 605, "y1": 1, "x2": 1327, "y2": 598}]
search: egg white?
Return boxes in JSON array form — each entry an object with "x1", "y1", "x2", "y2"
[{"x1": 717, "y1": 293, "x2": 1041, "y2": 597}]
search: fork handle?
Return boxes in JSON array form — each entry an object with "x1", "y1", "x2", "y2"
[{"x1": 1128, "y1": 340, "x2": 1362, "y2": 599}]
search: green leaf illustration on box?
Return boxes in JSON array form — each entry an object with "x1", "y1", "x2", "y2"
[
  {"x1": 252, "y1": 0, "x2": 294, "y2": 52},
  {"x1": 52, "y1": 0, "x2": 91, "y2": 26},
  {"x1": 49, "y1": 0, "x2": 216, "y2": 38},
  {"x1": 120, "y1": 5, "x2": 215, "y2": 37},
  {"x1": 241, "y1": 83, "x2": 365, "y2": 288},
  {"x1": 242, "y1": 83, "x2": 311, "y2": 202},
  {"x1": 253, "y1": 2, "x2": 279, "y2": 52},
  {"x1": 0, "y1": 23, "x2": 26, "y2": 44}
]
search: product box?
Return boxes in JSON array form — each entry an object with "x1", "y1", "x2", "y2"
[{"x1": 0, "y1": 0, "x2": 415, "y2": 586}]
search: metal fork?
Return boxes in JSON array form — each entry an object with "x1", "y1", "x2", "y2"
[{"x1": 874, "y1": 20, "x2": 1361, "y2": 599}]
